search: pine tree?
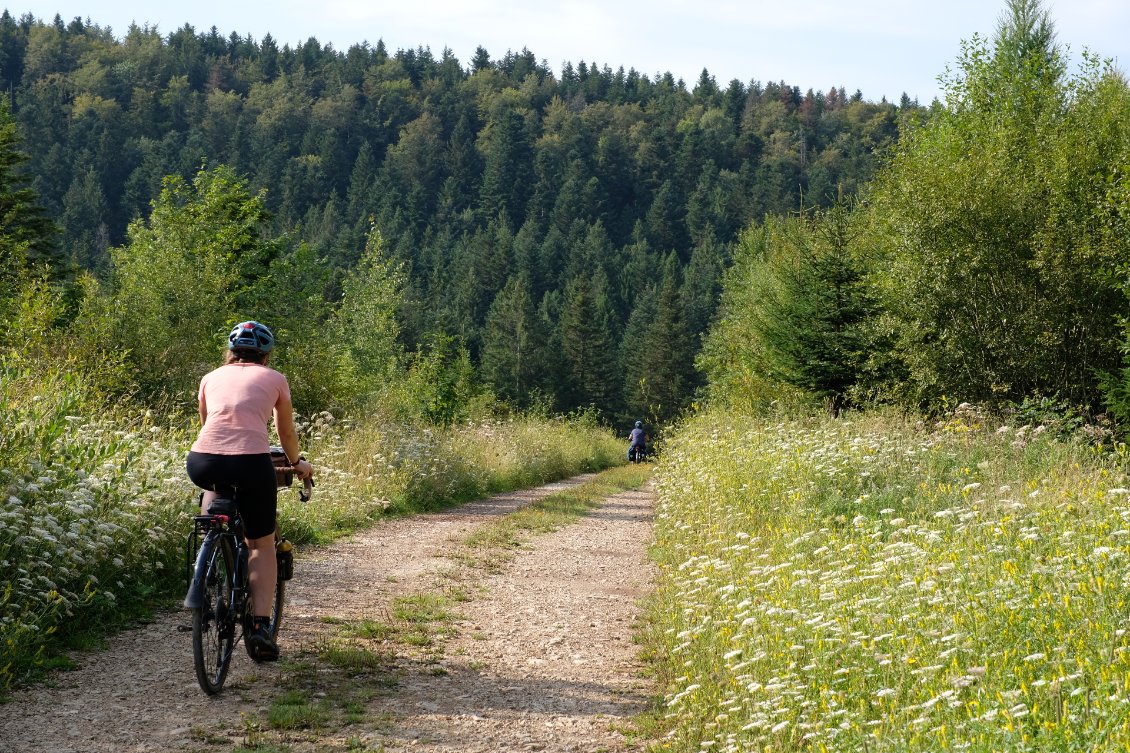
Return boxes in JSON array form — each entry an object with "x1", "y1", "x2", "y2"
[
  {"x1": 759, "y1": 204, "x2": 876, "y2": 415},
  {"x1": 479, "y1": 108, "x2": 532, "y2": 225},
  {"x1": 0, "y1": 11, "x2": 28, "y2": 92},
  {"x1": 681, "y1": 229, "x2": 726, "y2": 350},
  {"x1": 559, "y1": 271, "x2": 619, "y2": 413},
  {"x1": 645, "y1": 179, "x2": 686, "y2": 254},
  {"x1": 60, "y1": 166, "x2": 108, "y2": 273},
  {"x1": 995, "y1": 0, "x2": 1061, "y2": 78},
  {"x1": 623, "y1": 253, "x2": 695, "y2": 422},
  {"x1": 619, "y1": 283, "x2": 657, "y2": 422},
  {"x1": 0, "y1": 99, "x2": 59, "y2": 285},
  {"x1": 480, "y1": 272, "x2": 544, "y2": 406},
  {"x1": 703, "y1": 203, "x2": 880, "y2": 415}
]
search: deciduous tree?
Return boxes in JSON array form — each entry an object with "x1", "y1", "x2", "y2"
[{"x1": 868, "y1": 0, "x2": 1130, "y2": 409}]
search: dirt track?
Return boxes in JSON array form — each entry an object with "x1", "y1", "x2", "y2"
[{"x1": 0, "y1": 474, "x2": 656, "y2": 753}]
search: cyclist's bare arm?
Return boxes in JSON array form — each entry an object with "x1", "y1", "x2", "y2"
[{"x1": 274, "y1": 394, "x2": 313, "y2": 480}]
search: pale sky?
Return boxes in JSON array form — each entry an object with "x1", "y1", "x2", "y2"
[{"x1": 5, "y1": 1, "x2": 1130, "y2": 104}]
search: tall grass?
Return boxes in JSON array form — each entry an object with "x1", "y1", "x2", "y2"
[
  {"x1": 1, "y1": 364, "x2": 188, "y2": 686},
  {"x1": 0, "y1": 365, "x2": 623, "y2": 693},
  {"x1": 278, "y1": 410, "x2": 624, "y2": 543},
  {"x1": 643, "y1": 406, "x2": 1130, "y2": 752}
]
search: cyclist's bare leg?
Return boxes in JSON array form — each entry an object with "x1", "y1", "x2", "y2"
[
  {"x1": 246, "y1": 532, "x2": 278, "y2": 619},
  {"x1": 199, "y1": 490, "x2": 218, "y2": 514}
]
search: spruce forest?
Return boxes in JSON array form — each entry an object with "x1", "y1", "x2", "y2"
[{"x1": 0, "y1": 8, "x2": 911, "y2": 423}]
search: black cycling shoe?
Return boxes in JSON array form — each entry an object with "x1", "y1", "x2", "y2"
[{"x1": 246, "y1": 624, "x2": 279, "y2": 662}]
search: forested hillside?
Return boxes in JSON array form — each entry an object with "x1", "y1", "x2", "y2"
[
  {"x1": 0, "y1": 9, "x2": 913, "y2": 421},
  {"x1": 699, "y1": 1, "x2": 1130, "y2": 421}
]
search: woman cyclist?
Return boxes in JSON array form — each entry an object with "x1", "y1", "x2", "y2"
[{"x1": 185, "y1": 320, "x2": 313, "y2": 661}]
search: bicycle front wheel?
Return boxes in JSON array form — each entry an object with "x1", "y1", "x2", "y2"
[{"x1": 191, "y1": 534, "x2": 236, "y2": 694}]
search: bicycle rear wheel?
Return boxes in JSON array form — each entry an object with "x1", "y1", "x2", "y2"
[{"x1": 191, "y1": 534, "x2": 236, "y2": 694}]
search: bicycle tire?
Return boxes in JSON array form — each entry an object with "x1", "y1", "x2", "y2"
[
  {"x1": 268, "y1": 534, "x2": 288, "y2": 637},
  {"x1": 191, "y1": 534, "x2": 236, "y2": 694}
]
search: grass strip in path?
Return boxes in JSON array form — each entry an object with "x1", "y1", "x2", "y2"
[
  {"x1": 248, "y1": 464, "x2": 654, "y2": 751},
  {"x1": 454, "y1": 463, "x2": 654, "y2": 571},
  {"x1": 338, "y1": 463, "x2": 655, "y2": 654}
]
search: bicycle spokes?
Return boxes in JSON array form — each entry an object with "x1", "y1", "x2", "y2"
[{"x1": 191, "y1": 535, "x2": 237, "y2": 694}]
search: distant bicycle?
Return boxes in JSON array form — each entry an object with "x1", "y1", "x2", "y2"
[
  {"x1": 183, "y1": 449, "x2": 312, "y2": 695},
  {"x1": 627, "y1": 420, "x2": 650, "y2": 464}
]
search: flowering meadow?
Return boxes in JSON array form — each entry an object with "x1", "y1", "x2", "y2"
[
  {"x1": 0, "y1": 363, "x2": 623, "y2": 693},
  {"x1": 644, "y1": 407, "x2": 1130, "y2": 752}
]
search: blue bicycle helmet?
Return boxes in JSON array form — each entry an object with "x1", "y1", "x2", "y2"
[
  {"x1": 635, "y1": 420, "x2": 643, "y2": 428},
  {"x1": 228, "y1": 321, "x2": 275, "y2": 353}
]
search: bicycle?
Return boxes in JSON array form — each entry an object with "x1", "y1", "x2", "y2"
[{"x1": 183, "y1": 448, "x2": 313, "y2": 695}]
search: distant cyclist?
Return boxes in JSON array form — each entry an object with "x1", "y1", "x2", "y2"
[
  {"x1": 627, "y1": 420, "x2": 649, "y2": 462},
  {"x1": 185, "y1": 320, "x2": 313, "y2": 661}
]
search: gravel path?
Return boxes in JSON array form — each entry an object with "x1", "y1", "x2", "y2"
[{"x1": 0, "y1": 474, "x2": 656, "y2": 753}]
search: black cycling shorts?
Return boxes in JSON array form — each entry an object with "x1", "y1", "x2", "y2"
[{"x1": 186, "y1": 451, "x2": 278, "y2": 539}]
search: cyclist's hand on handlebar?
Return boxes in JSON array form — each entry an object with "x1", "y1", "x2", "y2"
[{"x1": 292, "y1": 458, "x2": 314, "y2": 480}]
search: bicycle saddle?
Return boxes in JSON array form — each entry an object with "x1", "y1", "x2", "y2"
[{"x1": 208, "y1": 498, "x2": 238, "y2": 517}]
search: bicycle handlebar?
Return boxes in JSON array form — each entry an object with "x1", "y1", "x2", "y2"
[{"x1": 270, "y1": 446, "x2": 314, "y2": 501}]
